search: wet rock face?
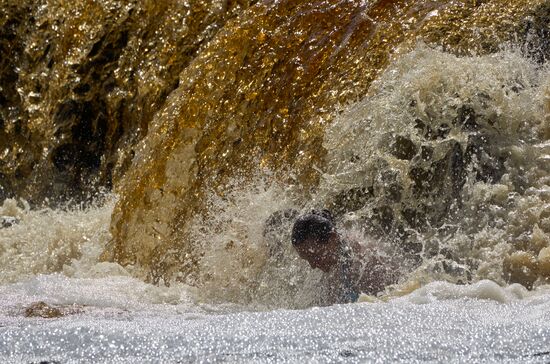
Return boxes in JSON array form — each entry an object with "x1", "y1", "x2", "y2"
[
  {"x1": 409, "y1": 140, "x2": 465, "y2": 201},
  {"x1": 464, "y1": 134, "x2": 506, "y2": 184},
  {"x1": 0, "y1": 0, "x2": 257, "y2": 204},
  {"x1": 402, "y1": 107, "x2": 507, "y2": 230},
  {"x1": 0, "y1": 3, "x2": 36, "y2": 203},
  {"x1": 50, "y1": 99, "x2": 109, "y2": 198},
  {"x1": 323, "y1": 27, "x2": 550, "y2": 290}
]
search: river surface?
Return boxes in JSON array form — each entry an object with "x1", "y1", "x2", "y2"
[
  {"x1": 1, "y1": 1, "x2": 549, "y2": 362},
  {"x1": 1, "y1": 274, "x2": 550, "y2": 363}
]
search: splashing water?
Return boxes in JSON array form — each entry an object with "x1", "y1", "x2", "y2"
[
  {"x1": 174, "y1": 46, "x2": 550, "y2": 306},
  {"x1": 0, "y1": 197, "x2": 121, "y2": 284},
  {"x1": 186, "y1": 176, "x2": 333, "y2": 309},
  {"x1": 1, "y1": 46, "x2": 548, "y2": 299},
  {"x1": 1, "y1": 44, "x2": 550, "y2": 362},
  {"x1": 320, "y1": 45, "x2": 550, "y2": 291}
]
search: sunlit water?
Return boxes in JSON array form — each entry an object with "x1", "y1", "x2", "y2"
[
  {"x1": 1, "y1": 273, "x2": 550, "y2": 363},
  {"x1": 1, "y1": 45, "x2": 549, "y2": 362}
]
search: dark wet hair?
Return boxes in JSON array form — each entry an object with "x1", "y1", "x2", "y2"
[{"x1": 291, "y1": 210, "x2": 335, "y2": 246}]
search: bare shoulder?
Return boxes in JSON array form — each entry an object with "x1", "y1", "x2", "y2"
[{"x1": 349, "y1": 240, "x2": 399, "y2": 295}]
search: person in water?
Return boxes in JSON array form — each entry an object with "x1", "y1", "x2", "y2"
[{"x1": 291, "y1": 210, "x2": 397, "y2": 303}]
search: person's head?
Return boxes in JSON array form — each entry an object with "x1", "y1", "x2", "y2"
[{"x1": 291, "y1": 210, "x2": 341, "y2": 272}]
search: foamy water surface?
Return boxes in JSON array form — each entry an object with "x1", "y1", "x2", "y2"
[{"x1": 1, "y1": 274, "x2": 550, "y2": 363}]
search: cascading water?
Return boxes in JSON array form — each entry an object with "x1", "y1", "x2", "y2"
[
  {"x1": 321, "y1": 45, "x2": 550, "y2": 291},
  {"x1": 1, "y1": 0, "x2": 549, "y2": 362}
]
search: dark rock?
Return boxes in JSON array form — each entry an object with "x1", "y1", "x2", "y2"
[
  {"x1": 464, "y1": 134, "x2": 506, "y2": 183},
  {"x1": 454, "y1": 105, "x2": 479, "y2": 131},
  {"x1": 422, "y1": 239, "x2": 440, "y2": 258},
  {"x1": 439, "y1": 247, "x2": 456, "y2": 260},
  {"x1": 375, "y1": 169, "x2": 403, "y2": 203},
  {"x1": 405, "y1": 140, "x2": 465, "y2": 232},
  {"x1": 414, "y1": 118, "x2": 435, "y2": 139},
  {"x1": 436, "y1": 123, "x2": 451, "y2": 139},
  {"x1": 399, "y1": 239, "x2": 423, "y2": 254},
  {"x1": 24, "y1": 301, "x2": 83, "y2": 318},
  {"x1": 446, "y1": 140, "x2": 466, "y2": 198},
  {"x1": 415, "y1": 119, "x2": 452, "y2": 140},
  {"x1": 372, "y1": 205, "x2": 393, "y2": 234},
  {"x1": 420, "y1": 145, "x2": 433, "y2": 161},
  {"x1": 389, "y1": 135, "x2": 418, "y2": 160},
  {"x1": 414, "y1": 140, "x2": 465, "y2": 200},
  {"x1": 402, "y1": 207, "x2": 427, "y2": 229},
  {"x1": 414, "y1": 118, "x2": 426, "y2": 132},
  {"x1": 409, "y1": 165, "x2": 433, "y2": 197},
  {"x1": 331, "y1": 186, "x2": 373, "y2": 215},
  {"x1": 339, "y1": 350, "x2": 357, "y2": 358}
]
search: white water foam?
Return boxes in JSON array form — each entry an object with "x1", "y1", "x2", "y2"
[
  {"x1": 1, "y1": 277, "x2": 550, "y2": 363},
  {"x1": 321, "y1": 45, "x2": 550, "y2": 290},
  {"x1": 0, "y1": 197, "x2": 126, "y2": 284}
]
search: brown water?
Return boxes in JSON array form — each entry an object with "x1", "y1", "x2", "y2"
[{"x1": 0, "y1": 0, "x2": 549, "y2": 309}]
